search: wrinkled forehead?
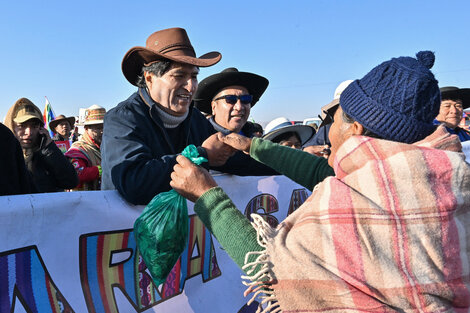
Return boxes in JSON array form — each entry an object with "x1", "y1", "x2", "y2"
[
  {"x1": 213, "y1": 85, "x2": 249, "y2": 99},
  {"x1": 441, "y1": 98, "x2": 463, "y2": 104},
  {"x1": 169, "y1": 62, "x2": 200, "y2": 73}
]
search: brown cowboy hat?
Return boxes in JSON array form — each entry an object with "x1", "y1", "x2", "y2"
[
  {"x1": 122, "y1": 27, "x2": 222, "y2": 86},
  {"x1": 440, "y1": 86, "x2": 470, "y2": 109},
  {"x1": 193, "y1": 67, "x2": 269, "y2": 114},
  {"x1": 49, "y1": 114, "x2": 75, "y2": 131}
]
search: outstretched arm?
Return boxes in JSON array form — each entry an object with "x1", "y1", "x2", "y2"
[{"x1": 219, "y1": 133, "x2": 334, "y2": 190}]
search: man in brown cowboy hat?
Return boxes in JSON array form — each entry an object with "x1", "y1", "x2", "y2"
[
  {"x1": 434, "y1": 86, "x2": 470, "y2": 142},
  {"x1": 66, "y1": 105, "x2": 106, "y2": 190},
  {"x1": 4, "y1": 98, "x2": 78, "y2": 193},
  {"x1": 101, "y1": 27, "x2": 276, "y2": 205},
  {"x1": 49, "y1": 114, "x2": 76, "y2": 142},
  {"x1": 193, "y1": 67, "x2": 269, "y2": 137}
]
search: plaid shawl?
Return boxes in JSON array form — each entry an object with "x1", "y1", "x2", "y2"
[{"x1": 244, "y1": 126, "x2": 470, "y2": 313}]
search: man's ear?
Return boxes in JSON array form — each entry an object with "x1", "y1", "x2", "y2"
[
  {"x1": 211, "y1": 101, "x2": 217, "y2": 116},
  {"x1": 144, "y1": 71, "x2": 153, "y2": 87},
  {"x1": 351, "y1": 121, "x2": 365, "y2": 136}
]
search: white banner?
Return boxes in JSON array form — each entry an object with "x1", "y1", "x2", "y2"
[{"x1": 0, "y1": 175, "x2": 310, "y2": 313}]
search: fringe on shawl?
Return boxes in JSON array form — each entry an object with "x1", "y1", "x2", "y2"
[{"x1": 242, "y1": 214, "x2": 282, "y2": 313}]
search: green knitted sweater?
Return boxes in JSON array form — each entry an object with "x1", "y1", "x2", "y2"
[{"x1": 194, "y1": 137, "x2": 334, "y2": 270}]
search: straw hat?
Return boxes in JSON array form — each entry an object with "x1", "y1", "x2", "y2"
[{"x1": 84, "y1": 105, "x2": 105, "y2": 125}]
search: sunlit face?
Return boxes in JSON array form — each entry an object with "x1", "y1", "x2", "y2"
[
  {"x1": 328, "y1": 106, "x2": 355, "y2": 167},
  {"x1": 14, "y1": 119, "x2": 41, "y2": 149},
  {"x1": 279, "y1": 134, "x2": 302, "y2": 149},
  {"x1": 145, "y1": 63, "x2": 199, "y2": 116},
  {"x1": 435, "y1": 99, "x2": 463, "y2": 129},
  {"x1": 85, "y1": 124, "x2": 103, "y2": 146},
  {"x1": 55, "y1": 121, "x2": 71, "y2": 137},
  {"x1": 211, "y1": 86, "x2": 251, "y2": 132}
]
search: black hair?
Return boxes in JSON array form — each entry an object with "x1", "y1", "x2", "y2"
[
  {"x1": 441, "y1": 97, "x2": 463, "y2": 104},
  {"x1": 272, "y1": 131, "x2": 301, "y2": 144},
  {"x1": 251, "y1": 123, "x2": 263, "y2": 134},
  {"x1": 135, "y1": 60, "x2": 173, "y2": 88}
]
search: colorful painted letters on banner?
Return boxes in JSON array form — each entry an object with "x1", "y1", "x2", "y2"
[{"x1": 0, "y1": 175, "x2": 309, "y2": 312}]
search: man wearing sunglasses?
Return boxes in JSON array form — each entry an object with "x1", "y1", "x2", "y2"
[
  {"x1": 194, "y1": 68, "x2": 268, "y2": 137},
  {"x1": 102, "y1": 28, "x2": 277, "y2": 205}
]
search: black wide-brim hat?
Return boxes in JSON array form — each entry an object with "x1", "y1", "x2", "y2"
[
  {"x1": 193, "y1": 67, "x2": 269, "y2": 114},
  {"x1": 122, "y1": 27, "x2": 221, "y2": 86},
  {"x1": 440, "y1": 86, "x2": 470, "y2": 109}
]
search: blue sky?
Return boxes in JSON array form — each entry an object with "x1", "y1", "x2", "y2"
[{"x1": 1, "y1": 0, "x2": 470, "y2": 126}]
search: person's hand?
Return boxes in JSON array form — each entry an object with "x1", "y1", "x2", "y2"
[
  {"x1": 217, "y1": 132, "x2": 252, "y2": 154},
  {"x1": 170, "y1": 155, "x2": 218, "y2": 202},
  {"x1": 38, "y1": 127, "x2": 53, "y2": 147},
  {"x1": 202, "y1": 133, "x2": 236, "y2": 166},
  {"x1": 303, "y1": 145, "x2": 330, "y2": 158}
]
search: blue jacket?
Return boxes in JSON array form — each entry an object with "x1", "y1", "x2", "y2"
[
  {"x1": 303, "y1": 124, "x2": 331, "y2": 147},
  {"x1": 101, "y1": 89, "x2": 276, "y2": 205},
  {"x1": 433, "y1": 119, "x2": 470, "y2": 142}
]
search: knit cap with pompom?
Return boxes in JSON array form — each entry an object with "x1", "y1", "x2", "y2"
[{"x1": 340, "y1": 51, "x2": 440, "y2": 143}]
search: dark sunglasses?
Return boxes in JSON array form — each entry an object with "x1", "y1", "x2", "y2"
[{"x1": 214, "y1": 94, "x2": 253, "y2": 105}]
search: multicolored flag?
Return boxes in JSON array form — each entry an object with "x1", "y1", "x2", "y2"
[{"x1": 43, "y1": 96, "x2": 55, "y2": 137}]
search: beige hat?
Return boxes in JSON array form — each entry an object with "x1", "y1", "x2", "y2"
[
  {"x1": 319, "y1": 80, "x2": 354, "y2": 127},
  {"x1": 84, "y1": 105, "x2": 106, "y2": 125},
  {"x1": 13, "y1": 98, "x2": 44, "y2": 125}
]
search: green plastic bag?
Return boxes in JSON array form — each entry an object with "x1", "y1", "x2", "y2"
[{"x1": 134, "y1": 145, "x2": 207, "y2": 285}]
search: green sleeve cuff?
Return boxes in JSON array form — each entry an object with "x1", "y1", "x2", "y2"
[{"x1": 249, "y1": 137, "x2": 335, "y2": 190}]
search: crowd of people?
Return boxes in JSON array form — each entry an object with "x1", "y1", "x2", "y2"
[{"x1": 2, "y1": 27, "x2": 470, "y2": 312}]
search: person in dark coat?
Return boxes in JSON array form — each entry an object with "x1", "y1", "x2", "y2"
[
  {"x1": 193, "y1": 67, "x2": 269, "y2": 138},
  {"x1": 5, "y1": 98, "x2": 78, "y2": 193},
  {"x1": 0, "y1": 123, "x2": 37, "y2": 195},
  {"x1": 101, "y1": 27, "x2": 276, "y2": 205}
]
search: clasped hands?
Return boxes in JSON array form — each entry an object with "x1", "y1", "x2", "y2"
[{"x1": 170, "y1": 132, "x2": 252, "y2": 202}]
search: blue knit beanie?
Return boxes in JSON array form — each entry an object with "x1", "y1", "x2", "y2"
[{"x1": 340, "y1": 51, "x2": 440, "y2": 143}]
